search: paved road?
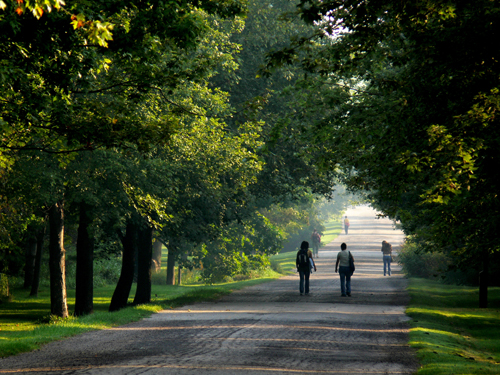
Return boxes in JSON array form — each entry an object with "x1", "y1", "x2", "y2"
[{"x1": 0, "y1": 205, "x2": 419, "y2": 374}]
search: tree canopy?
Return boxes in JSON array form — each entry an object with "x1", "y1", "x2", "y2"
[{"x1": 265, "y1": 0, "x2": 500, "y2": 282}]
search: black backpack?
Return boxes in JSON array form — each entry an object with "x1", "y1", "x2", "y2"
[{"x1": 297, "y1": 248, "x2": 309, "y2": 267}]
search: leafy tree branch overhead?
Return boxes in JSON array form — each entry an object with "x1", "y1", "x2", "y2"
[{"x1": 0, "y1": 0, "x2": 246, "y2": 159}]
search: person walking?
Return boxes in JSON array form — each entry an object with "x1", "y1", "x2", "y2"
[
  {"x1": 296, "y1": 241, "x2": 312, "y2": 295},
  {"x1": 311, "y1": 229, "x2": 321, "y2": 257},
  {"x1": 343, "y1": 216, "x2": 350, "y2": 234},
  {"x1": 381, "y1": 240, "x2": 393, "y2": 276},
  {"x1": 335, "y1": 242, "x2": 354, "y2": 297}
]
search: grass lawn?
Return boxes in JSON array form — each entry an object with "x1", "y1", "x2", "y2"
[
  {"x1": 320, "y1": 219, "x2": 342, "y2": 246},
  {"x1": 407, "y1": 278, "x2": 500, "y2": 374}
]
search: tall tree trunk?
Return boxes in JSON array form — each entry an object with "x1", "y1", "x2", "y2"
[
  {"x1": 109, "y1": 221, "x2": 137, "y2": 312},
  {"x1": 166, "y1": 246, "x2": 176, "y2": 286},
  {"x1": 23, "y1": 229, "x2": 37, "y2": 289},
  {"x1": 152, "y1": 239, "x2": 163, "y2": 272},
  {"x1": 75, "y1": 202, "x2": 94, "y2": 316},
  {"x1": 48, "y1": 201, "x2": 68, "y2": 318},
  {"x1": 133, "y1": 225, "x2": 153, "y2": 305},
  {"x1": 177, "y1": 265, "x2": 182, "y2": 285},
  {"x1": 30, "y1": 224, "x2": 46, "y2": 297}
]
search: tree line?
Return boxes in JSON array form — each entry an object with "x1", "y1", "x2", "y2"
[
  {"x1": 0, "y1": 0, "x2": 348, "y2": 317},
  {"x1": 3, "y1": 0, "x2": 495, "y2": 314}
]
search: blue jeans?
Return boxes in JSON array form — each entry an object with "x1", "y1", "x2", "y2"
[
  {"x1": 299, "y1": 270, "x2": 310, "y2": 294},
  {"x1": 383, "y1": 255, "x2": 392, "y2": 275},
  {"x1": 312, "y1": 242, "x2": 319, "y2": 257},
  {"x1": 339, "y1": 266, "x2": 351, "y2": 295}
]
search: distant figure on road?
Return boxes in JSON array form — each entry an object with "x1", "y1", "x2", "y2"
[
  {"x1": 344, "y1": 216, "x2": 350, "y2": 234},
  {"x1": 335, "y1": 242, "x2": 354, "y2": 297},
  {"x1": 311, "y1": 229, "x2": 321, "y2": 257},
  {"x1": 381, "y1": 240, "x2": 393, "y2": 276},
  {"x1": 296, "y1": 241, "x2": 313, "y2": 295}
]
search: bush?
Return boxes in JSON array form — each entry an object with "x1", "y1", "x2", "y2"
[
  {"x1": 93, "y1": 258, "x2": 121, "y2": 288},
  {"x1": 397, "y1": 238, "x2": 492, "y2": 285},
  {"x1": 64, "y1": 257, "x2": 121, "y2": 289},
  {"x1": 397, "y1": 240, "x2": 450, "y2": 279},
  {"x1": 0, "y1": 274, "x2": 10, "y2": 302}
]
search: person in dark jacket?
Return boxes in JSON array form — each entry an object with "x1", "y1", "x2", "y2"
[{"x1": 296, "y1": 241, "x2": 311, "y2": 295}]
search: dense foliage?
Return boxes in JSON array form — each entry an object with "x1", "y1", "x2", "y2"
[
  {"x1": 265, "y1": 0, "x2": 500, "y2": 286},
  {"x1": 0, "y1": 0, "x2": 343, "y2": 316}
]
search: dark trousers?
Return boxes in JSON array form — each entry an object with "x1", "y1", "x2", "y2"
[
  {"x1": 299, "y1": 269, "x2": 310, "y2": 294},
  {"x1": 339, "y1": 266, "x2": 351, "y2": 295}
]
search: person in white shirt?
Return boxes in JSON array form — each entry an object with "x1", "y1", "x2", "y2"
[{"x1": 335, "y1": 242, "x2": 354, "y2": 297}]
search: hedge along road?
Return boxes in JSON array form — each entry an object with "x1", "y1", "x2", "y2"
[{"x1": 0, "y1": 205, "x2": 419, "y2": 374}]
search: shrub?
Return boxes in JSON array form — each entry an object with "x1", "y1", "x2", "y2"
[
  {"x1": 93, "y1": 258, "x2": 121, "y2": 288},
  {"x1": 397, "y1": 240, "x2": 450, "y2": 279}
]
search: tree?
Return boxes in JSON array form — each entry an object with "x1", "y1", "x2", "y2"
[
  {"x1": 48, "y1": 201, "x2": 68, "y2": 318},
  {"x1": 212, "y1": 0, "x2": 336, "y2": 201},
  {"x1": 1, "y1": 0, "x2": 248, "y2": 316}
]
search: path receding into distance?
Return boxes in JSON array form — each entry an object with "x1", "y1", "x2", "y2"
[{"x1": 0, "y1": 205, "x2": 419, "y2": 374}]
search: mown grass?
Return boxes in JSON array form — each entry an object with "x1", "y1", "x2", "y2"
[
  {"x1": 320, "y1": 219, "x2": 342, "y2": 246},
  {"x1": 407, "y1": 278, "x2": 500, "y2": 374}
]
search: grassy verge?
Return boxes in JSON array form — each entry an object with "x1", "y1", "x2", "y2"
[
  {"x1": 320, "y1": 219, "x2": 342, "y2": 246},
  {"x1": 407, "y1": 278, "x2": 500, "y2": 374},
  {"x1": 270, "y1": 251, "x2": 296, "y2": 274}
]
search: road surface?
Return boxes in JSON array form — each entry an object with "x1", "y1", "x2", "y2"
[{"x1": 0, "y1": 205, "x2": 419, "y2": 374}]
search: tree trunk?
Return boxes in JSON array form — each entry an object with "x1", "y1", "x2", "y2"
[
  {"x1": 177, "y1": 265, "x2": 182, "y2": 285},
  {"x1": 23, "y1": 230, "x2": 37, "y2": 289},
  {"x1": 152, "y1": 239, "x2": 163, "y2": 272},
  {"x1": 133, "y1": 225, "x2": 153, "y2": 305},
  {"x1": 30, "y1": 224, "x2": 46, "y2": 297},
  {"x1": 479, "y1": 249, "x2": 488, "y2": 308},
  {"x1": 109, "y1": 221, "x2": 137, "y2": 312},
  {"x1": 75, "y1": 202, "x2": 94, "y2": 316},
  {"x1": 166, "y1": 246, "x2": 176, "y2": 286},
  {"x1": 48, "y1": 201, "x2": 68, "y2": 318}
]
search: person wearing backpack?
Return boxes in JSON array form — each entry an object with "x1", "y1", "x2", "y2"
[
  {"x1": 296, "y1": 241, "x2": 313, "y2": 295},
  {"x1": 335, "y1": 242, "x2": 354, "y2": 297}
]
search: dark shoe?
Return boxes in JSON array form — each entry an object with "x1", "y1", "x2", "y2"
[
  {"x1": 347, "y1": 293, "x2": 351, "y2": 297},
  {"x1": 341, "y1": 294, "x2": 347, "y2": 297},
  {"x1": 300, "y1": 293, "x2": 304, "y2": 295}
]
